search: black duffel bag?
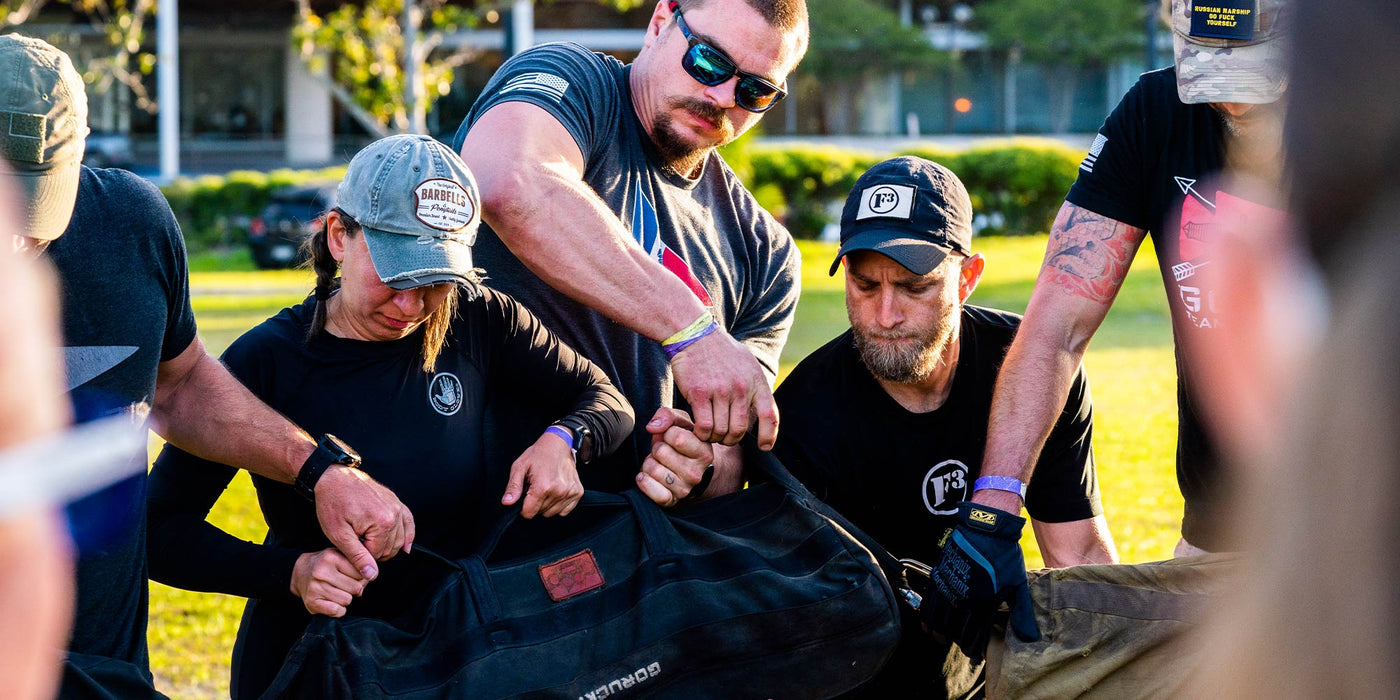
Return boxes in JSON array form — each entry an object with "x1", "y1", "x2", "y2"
[{"x1": 262, "y1": 444, "x2": 902, "y2": 699}]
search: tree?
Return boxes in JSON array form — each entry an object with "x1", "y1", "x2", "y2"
[
  {"x1": 291, "y1": 0, "x2": 642, "y2": 138},
  {"x1": 801, "y1": 0, "x2": 944, "y2": 134},
  {"x1": 3, "y1": 0, "x2": 157, "y2": 115},
  {"x1": 977, "y1": 0, "x2": 1142, "y2": 132},
  {"x1": 291, "y1": 0, "x2": 478, "y2": 137}
]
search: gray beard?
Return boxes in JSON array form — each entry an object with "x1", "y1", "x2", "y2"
[{"x1": 852, "y1": 320, "x2": 955, "y2": 385}]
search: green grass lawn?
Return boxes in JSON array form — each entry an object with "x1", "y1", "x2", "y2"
[{"x1": 150, "y1": 235, "x2": 1180, "y2": 697}]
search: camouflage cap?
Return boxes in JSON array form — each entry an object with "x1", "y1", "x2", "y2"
[{"x1": 1172, "y1": 0, "x2": 1290, "y2": 104}]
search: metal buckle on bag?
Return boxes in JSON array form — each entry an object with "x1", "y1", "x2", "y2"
[{"x1": 898, "y1": 558, "x2": 932, "y2": 612}]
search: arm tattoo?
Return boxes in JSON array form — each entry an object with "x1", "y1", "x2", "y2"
[{"x1": 1042, "y1": 206, "x2": 1146, "y2": 304}]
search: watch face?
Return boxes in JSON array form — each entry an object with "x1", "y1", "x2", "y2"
[{"x1": 323, "y1": 434, "x2": 362, "y2": 464}]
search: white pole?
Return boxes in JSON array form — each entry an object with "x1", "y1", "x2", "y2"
[
  {"x1": 157, "y1": 0, "x2": 179, "y2": 181},
  {"x1": 511, "y1": 0, "x2": 533, "y2": 56},
  {"x1": 403, "y1": 0, "x2": 424, "y2": 134}
]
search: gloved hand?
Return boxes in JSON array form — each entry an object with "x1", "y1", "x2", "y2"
[{"x1": 918, "y1": 501, "x2": 1039, "y2": 659}]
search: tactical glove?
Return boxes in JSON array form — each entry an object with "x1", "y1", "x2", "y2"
[{"x1": 918, "y1": 501, "x2": 1039, "y2": 659}]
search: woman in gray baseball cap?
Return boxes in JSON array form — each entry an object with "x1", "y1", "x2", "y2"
[{"x1": 143, "y1": 134, "x2": 635, "y2": 698}]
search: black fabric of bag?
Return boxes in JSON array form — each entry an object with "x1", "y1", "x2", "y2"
[{"x1": 261, "y1": 442, "x2": 902, "y2": 699}]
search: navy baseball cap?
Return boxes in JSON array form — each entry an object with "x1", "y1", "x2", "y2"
[{"x1": 830, "y1": 156, "x2": 973, "y2": 276}]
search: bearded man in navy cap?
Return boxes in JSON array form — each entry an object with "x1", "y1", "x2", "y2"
[{"x1": 772, "y1": 156, "x2": 1117, "y2": 698}]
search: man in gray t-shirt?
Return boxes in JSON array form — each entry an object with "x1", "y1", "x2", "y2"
[{"x1": 453, "y1": 0, "x2": 809, "y2": 500}]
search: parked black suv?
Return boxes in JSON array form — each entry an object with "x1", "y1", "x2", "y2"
[{"x1": 249, "y1": 183, "x2": 338, "y2": 269}]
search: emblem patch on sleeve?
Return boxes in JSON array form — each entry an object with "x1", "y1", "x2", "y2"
[
  {"x1": 499, "y1": 72, "x2": 571, "y2": 102},
  {"x1": 539, "y1": 550, "x2": 605, "y2": 602},
  {"x1": 1080, "y1": 133, "x2": 1108, "y2": 173}
]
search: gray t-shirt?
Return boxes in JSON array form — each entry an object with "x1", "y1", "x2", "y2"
[
  {"x1": 452, "y1": 42, "x2": 800, "y2": 485},
  {"x1": 53, "y1": 166, "x2": 197, "y2": 696}
]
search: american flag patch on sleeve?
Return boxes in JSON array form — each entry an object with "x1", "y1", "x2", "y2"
[
  {"x1": 498, "y1": 72, "x2": 571, "y2": 102},
  {"x1": 1079, "y1": 133, "x2": 1108, "y2": 173}
]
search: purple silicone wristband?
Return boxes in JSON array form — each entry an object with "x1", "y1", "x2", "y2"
[
  {"x1": 544, "y1": 425, "x2": 574, "y2": 450},
  {"x1": 973, "y1": 475, "x2": 1027, "y2": 499},
  {"x1": 662, "y1": 319, "x2": 720, "y2": 360}
]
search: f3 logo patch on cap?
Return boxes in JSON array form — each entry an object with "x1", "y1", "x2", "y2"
[{"x1": 856, "y1": 184, "x2": 915, "y2": 221}]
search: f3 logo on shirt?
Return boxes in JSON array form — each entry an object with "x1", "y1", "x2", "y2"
[
  {"x1": 922, "y1": 459, "x2": 969, "y2": 516},
  {"x1": 429, "y1": 373, "x2": 463, "y2": 416}
]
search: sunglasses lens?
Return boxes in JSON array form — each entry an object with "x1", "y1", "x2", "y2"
[
  {"x1": 736, "y1": 79, "x2": 781, "y2": 112},
  {"x1": 683, "y1": 44, "x2": 735, "y2": 86}
]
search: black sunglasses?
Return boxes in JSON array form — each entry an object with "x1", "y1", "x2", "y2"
[{"x1": 670, "y1": 2, "x2": 787, "y2": 113}]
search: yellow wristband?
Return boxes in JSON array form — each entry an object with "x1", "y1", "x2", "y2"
[{"x1": 662, "y1": 311, "x2": 715, "y2": 346}]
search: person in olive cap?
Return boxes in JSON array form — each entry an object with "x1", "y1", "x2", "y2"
[
  {"x1": 773, "y1": 156, "x2": 1116, "y2": 698},
  {"x1": 145, "y1": 134, "x2": 633, "y2": 698},
  {"x1": 918, "y1": 0, "x2": 1292, "y2": 661},
  {"x1": 0, "y1": 34, "x2": 416, "y2": 697}
]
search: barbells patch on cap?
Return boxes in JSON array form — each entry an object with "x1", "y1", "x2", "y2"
[
  {"x1": 413, "y1": 178, "x2": 476, "y2": 232},
  {"x1": 855, "y1": 184, "x2": 916, "y2": 222}
]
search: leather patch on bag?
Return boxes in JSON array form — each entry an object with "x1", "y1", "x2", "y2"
[{"x1": 539, "y1": 550, "x2": 605, "y2": 602}]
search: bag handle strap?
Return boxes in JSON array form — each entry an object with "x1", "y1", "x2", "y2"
[
  {"x1": 458, "y1": 489, "x2": 680, "y2": 625},
  {"x1": 469, "y1": 489, "x2": 678, "y2": 562}
]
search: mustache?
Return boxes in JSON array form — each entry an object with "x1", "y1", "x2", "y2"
[
  {"x1": 672, "y1": 96, "x2": 729, "y2": 129},
  {"x1": 857, "y1": 328, "x2": 916, "y2": 341}
]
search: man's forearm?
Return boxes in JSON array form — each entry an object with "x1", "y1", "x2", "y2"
[
  {"x1": 975, "y1": 203, "x2": 1143, "y2": 511},
  {"x1": 974, "y1": 326, "x2": 1086, "y2": 511},
  {"x1": 152, "y1": 344, "x2": 311, "y2": 483},
  {"x1": 1033, "y1": 515, "x2": 1119, "y2": 568}
]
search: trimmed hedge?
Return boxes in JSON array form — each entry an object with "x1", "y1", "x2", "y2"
[
  {"x1": 731, "y1": 140, "x2": 1082, "y2": 240},
  {"x1": 161, "y1": 166, "x2": 345, "y2": 252},
  {"x1": 167, "y1": 140, "x2": 1082, "y2": 253}
]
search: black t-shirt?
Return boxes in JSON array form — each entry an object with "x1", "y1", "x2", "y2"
[
  {"x1": 47, "y1": 166, "x2": 197, "y2": 695},
  {"x1": 452, "y1": 43, "x2": 800, "y2": 482},
  {"x1": 1065, "y1": 66, "x2": 1249, "y2": 549},
  {"x1": 773, "y1": 306, "x2": 1100, "y2": 699},
  {"x1": 145, "y1": 289, "x2": 632, "y2": 699}
]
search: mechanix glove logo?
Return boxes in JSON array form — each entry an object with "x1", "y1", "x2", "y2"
[{"x1": 969, "y1": 508, "x2": 998, "y2": 527}]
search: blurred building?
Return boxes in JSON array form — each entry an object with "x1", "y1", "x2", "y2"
[{"x1": 8, "y1": 0, "x2": 1166, "y2": 172}]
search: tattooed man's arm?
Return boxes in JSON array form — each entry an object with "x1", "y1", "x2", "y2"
[{"x1": 970, "y1": 203, "x2": 1146, "y2": 515}]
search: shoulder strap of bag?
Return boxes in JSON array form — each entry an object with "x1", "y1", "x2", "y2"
[{"x1": 743, "y1": 440, "x2": 906, "y2": 579}]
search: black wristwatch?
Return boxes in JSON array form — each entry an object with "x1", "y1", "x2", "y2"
[
  {"x1": 294, "y1": 434, "x2": 362, "y2": 501},
  {"x1": 551, "y1": 418, "x2": 594, "y2": 466}
]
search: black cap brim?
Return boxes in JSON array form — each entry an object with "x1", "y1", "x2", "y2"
[{"x1": 829, "y1": 230, "x2": 953, "y2": 276}]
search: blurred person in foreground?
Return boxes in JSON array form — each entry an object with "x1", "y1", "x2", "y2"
[
  {"x1": 145, "y1": 135, "x2": 633, "y2": 699},
  {"x1": 1187, "y1": 0, "x2": 1400, "y2": 695},
  {"x1": 453, "y1": 0, "x2": 809, "y2": 503},
  {"x1": 916, "y1": 0, "x2": 1293, "y2": 659},
  {"x1": 1, "y1": 34, "x2": 415, "y2": 698},
  {"x1": 774, "y1": 156, "x2": 1116, "y2": 699},
  {"x1": 0, "y1": 176, "x2": 73, "y2": 699}
]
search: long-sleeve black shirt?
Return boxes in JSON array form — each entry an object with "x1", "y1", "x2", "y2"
[{"x1": 145, "y1": 288, "x2": 633, "y2": 697}]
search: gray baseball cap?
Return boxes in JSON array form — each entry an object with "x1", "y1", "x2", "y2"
[
  {"x1": 337, "y1": 134, "x2": 480, "y2": 290},
  {"x1": 830, "y1": 156, "x2": 973, "y2": 277},
  {"x1": 1172, "y1": 0, "x2": 1290, "y2": 105},
  {"x1": 0, "y1": 35, "x2": 88, "y2": 241}
]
